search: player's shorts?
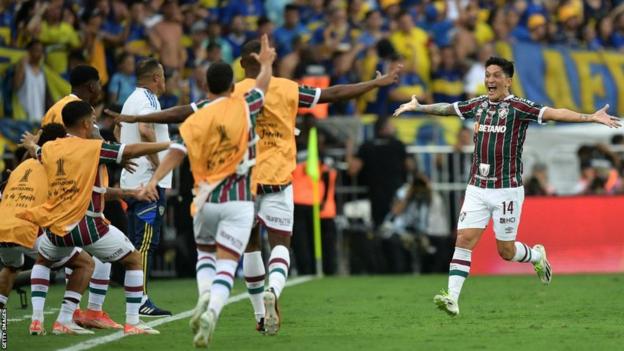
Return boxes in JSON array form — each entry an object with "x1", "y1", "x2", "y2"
[
  {"x1": 38, "y1": 225, "x2": 135, "y2": 263},
  {"x1": 255, "y1": 185, "x2": 294, "y2": 235},
  {"x1": 193, "y1": 201, "x2": 254, "y2": 257},
  {"x1": 457, "y1": 185, "x2": 525, "y2": 241}
]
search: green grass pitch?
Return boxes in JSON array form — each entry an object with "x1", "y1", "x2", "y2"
[{"x1": 5, "y1": 274, "x2": 624, "y2": 350}]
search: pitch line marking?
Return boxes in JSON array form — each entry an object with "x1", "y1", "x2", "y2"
[{"x1": 57, "y1": 275, "x2": 316, "y2": 351}]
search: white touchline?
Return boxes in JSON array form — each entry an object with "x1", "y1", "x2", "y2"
[{"x1": 57, "y1": 275, "x2": 316, "y2": 351}]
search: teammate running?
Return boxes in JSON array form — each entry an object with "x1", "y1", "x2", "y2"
[
  {"x1": 393, "y1": 56, "x2": 621, "y2": 316},
  {"x1": 106, "y1": 39, "x2": 401, "y2": 335},
  {"x1": 140, "y1": 34, "x2": 275, "y2": 348}
]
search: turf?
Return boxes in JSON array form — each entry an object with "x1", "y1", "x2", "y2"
[{"x1": 6, "y1": 274, "x2": 624, "y2": 351}]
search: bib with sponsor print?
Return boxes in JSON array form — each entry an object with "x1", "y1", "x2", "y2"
[
  {"x1": 234, "y1": 77, "x2": 299, "y2": 187},
  {"x1": 17, "y1": 137, "x2": 103, "y2": 235},
  {"x1": 0, "y1": 159, "x2": 48, "y2": 247}
]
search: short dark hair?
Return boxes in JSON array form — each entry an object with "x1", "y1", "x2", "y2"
[
  {"x1": 395, "y1": 10, "x2": 411, "y2": 21},
  {"x1": 485, "y1": 56, "x2": 514, "y2": 77},
  {"x1": 38, "y1": 123, "x2": 67, "y2": 146},
  {"x1": 241, "y1": 39, "x2": 261, "y2": 63},
  {"x1": 136, "y1": 58, "x2": 162, "y2": 80},
  {"x1": 69, "y1": 65, "x2": 100, "y2": 87},
  {"x1": 285, "y1": 4, "x2": 299, "y2": 13},
  {"x1": 62, "y1": 100, "x2": 93, "y2": 128},
  {"x1": 117, "y1": 51, "x2": 134, "y2": 65},
  {"x1": 257, "y1": 16, "x2": 271, "y2": 27},
  {"x1": 365, "y1": 10, "x2": 379, "y2": 20},
  {"x1": 205, "y1": 62, "x2": 233, "y2": 94}
]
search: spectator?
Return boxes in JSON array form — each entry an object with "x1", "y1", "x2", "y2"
[
  {"x1": 273, "y1": 4, "x2": 308, "y2": 57},
  {"x1": 525, "y1": 163, "x2": 556, "y2": 196},
  {"x1": 206, "y1": 20, "x2": 233, "y2": 63},
  {"x1": 553, "y1": 4, "x2": 583, "y2": 47},
  {"x1": 390, "y1": 10, "x2": 431, "y2": 84},
  {"x1": 14, "y1": 40, "x2": 47, "y2": 123},
  {"x1": 124, "y1": 0, "x2": 150, "y2": 57},
  {"x1": 301, "y1": 0, "x2": 326, "y2": 33},
  {"x1": 221, "y1": 0, "x2": 264, "y2": 31},
  {"x1": 430, "y1": 46, "x2": 465, "y2": 104},
  {"x1": 225, "y1": 14, "x2": 251, "y2": 59},
  {"x1": 148, "y1": 0, "x2": 186, "y2": 73},
  {"x1": 108, "y1": 52, "x2": 136, "y2": 105},
  {"x1": 388, "y1": 54, "x2": 428, "y2": 115},
  {"x1": 83, "y1": 10, "x2": 109, "y2": 85},
  {"x1": 464, "y1": 42, "x2": 493, "y2": 98},
  {"x1": 31, "y1": 0, "x2": 81, "y2": 74},
  {"x1": 312, "y1": 6, "x2": 356, "y2": 61},
  {"x1": 347, "y1": 116, "x2": 410, "y2": 229},
  {"x1": 358, "y1": 10, "x2": 387, "y2": 51},
  {"x1": 590, "y1": 15, "x2": 615, "y2": 50},
  {"x1": 186, "y1": 21, "x2": 208, "y2": 69},
  {"x1": 257, "y1": 16, "x2": 275, "y2": 39},
  {"x1": 526, "y1": 13, "x2": 549, "y2": 44}
]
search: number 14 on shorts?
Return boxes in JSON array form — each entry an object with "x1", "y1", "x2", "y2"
[{"x1": 502, "y1": 201, "x2": 514, "y2": 215}]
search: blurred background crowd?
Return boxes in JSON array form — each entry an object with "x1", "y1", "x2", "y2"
[{"x1": 2, "y1": 0, "x2": 624, "y2": 277}]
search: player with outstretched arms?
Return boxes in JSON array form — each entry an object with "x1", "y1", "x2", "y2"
[{"x1": 393, "y1": 56, "x2": 621, "y2": 316}]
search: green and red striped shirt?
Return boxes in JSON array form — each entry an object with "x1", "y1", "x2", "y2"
[
  {"x1": 44, "y1": 141, "x2": 125, "y2": 247},
  {"x1": 453, "y1": 95, "x2": 546, "y2": 189}
]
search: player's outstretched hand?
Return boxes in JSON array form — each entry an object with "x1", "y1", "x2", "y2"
[
  {"x1": 393, "y1": 95, "x2": 420, "y2": 117},
  {"x1": 251, "y1": 34, "x2": 276, "y2": 66},
  {"x1": 138, "y1": 181, "x2": 160, "y2": 202},
  {"x1": 375, "y1": 64, "x2": 403, "y2": 87},
  {"x1": 592, "y1": 104, "x2": 622, "y2": 128},
  {"x1": 104, "y1": 109, "x2": 137, "y2": 124}
]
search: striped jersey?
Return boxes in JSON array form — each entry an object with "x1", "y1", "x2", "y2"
[
  {"x1": 453, "y1": 95, "x2": 546, "y2": 189},
  {"x1": 174, "y1": 88, "x2": 264, "y2": 203},
  {"x1": 40, "y1": 142, "x2": 124, "y2": 247}
]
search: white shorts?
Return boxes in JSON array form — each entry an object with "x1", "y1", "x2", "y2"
[
  {"x1": 457, "y1": 185, "x2": 525, "y2": 241},
  {"x1": 193, "y1": 201, "x2": 254, "y2": 257},
  {"x1": 255, "y1": 185, "x2": 294, "y2": 234},
  {"x1": 38, "y1": 225, "x2": 135, "y2": 263}
]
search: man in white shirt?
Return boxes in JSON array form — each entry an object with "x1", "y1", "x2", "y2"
[{"x1": 120, "y1": 58, "x2": 171, "y2": 317}]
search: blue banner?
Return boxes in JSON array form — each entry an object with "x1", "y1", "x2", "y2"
[{"x1": 498, "y1": 41, "x2": 624, "y2": 115}]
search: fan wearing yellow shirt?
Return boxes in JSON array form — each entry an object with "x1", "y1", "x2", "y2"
[{"x1": 390, "y1": 11, "x2": 431, "y2": 85}]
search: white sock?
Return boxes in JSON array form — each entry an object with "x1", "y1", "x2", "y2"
[
  {"x1": 512, "y1": 242, "x2": 543, "y2": 263},
  {"x1": 448, "y1": 247, "x2": 472, "y2": 302},
  {"x1": 208, "y1": 259, "x2": 237, "y2": 318},
  {"x1": 268, "y1": 245, "x2": 290, "y2": 298},
  {"x1": 31, "y1": 264, "x2": 50, "y2": 322},
  {"x1": 88, "y1": 258, "x2": 111, "y2": 311},
  {"x1": 0, "y1": 294, "x2": 7, "y2": 307},
  {"x1": 196, "y1": 249, "x2": 216, "y2": 296},
  {"x1": 124, "y1": 270, "x2": 143, "y2": 325},
  {"x1": 57, "y1": 291, "x2": 81, "y2": 324},
  {"x1": 243, "y1": 251, "x2": 265, "y2": 322}
]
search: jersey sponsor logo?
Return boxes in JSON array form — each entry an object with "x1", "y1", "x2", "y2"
[
  {"x1": 479, "y1": 163, "x2": 490, "y2": 177},
  {"x1": 477, "y1": 124, "x2": 507, "y2": 133}
]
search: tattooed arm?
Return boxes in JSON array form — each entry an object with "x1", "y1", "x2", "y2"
[
  {"x1": 542, "y1": 104, "x2": 621, "y2": 128},
  {"x1": 393, "y1": 95, "x2": 458, "y2": 117}
]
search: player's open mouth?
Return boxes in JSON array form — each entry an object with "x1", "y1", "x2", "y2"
[{"x1": 487, "y1": 86, "x2": 497, "y2": 92}]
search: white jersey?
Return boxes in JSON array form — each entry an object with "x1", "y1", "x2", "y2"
[{"x1": 120, "y1": 87, "x2": 172, "y2": 189}]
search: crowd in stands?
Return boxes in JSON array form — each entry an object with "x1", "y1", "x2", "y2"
[{"x1": 3, "y1": 0, "x2": 624, "y2": 124}]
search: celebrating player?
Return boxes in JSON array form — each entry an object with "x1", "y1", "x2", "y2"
[
  {"x1": 0, "y1": 124, "x2": 95, "y2": 335},
  {"x1": 106, "y1": 39, "x2": 401, "y2": 335},
  {"x1": 19, "y1": 100, "x2": 171, "y2": 334},
  {"x1": 140, "y1": 34, "x2": 274, "y2": 348},
  {"x1": 393, "y1": 56, "x2": 621, "y2": 316}
]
